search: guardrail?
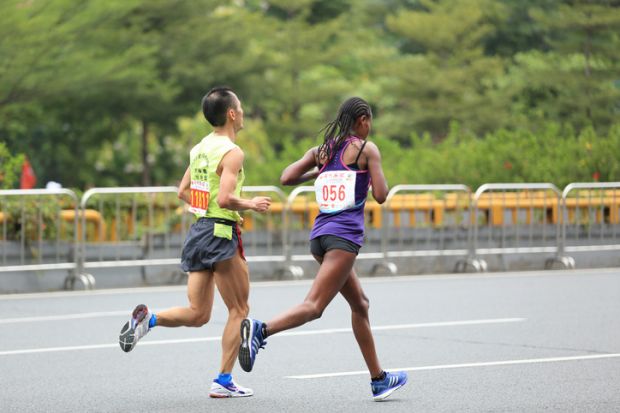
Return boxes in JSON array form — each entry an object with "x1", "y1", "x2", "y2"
[
  {"x1": 238, "y1": 186, "x2": 293, "y2": 276},
  {"x1": 78, "y1": 186, "x2": 186, "y2": 289},
  {"x1": 281, "y1": 185, "x2": 431, "y2": 278},
  {"x1": 280, "y1": 186, "x2": 317, "y2": 279},
  {"x1": 2, "y1": 182, "x2": 620, "y2": 290},
  {"x1": 557, "y1": 182, "x2": 620, "y2": 268},
  {"x1": 0, "y1": 189, "x2": 88, "y2": 288},
  {"x1": 465, "y1": 183, "x2": 565, "y2": 272},
  {"x1": 372, "y1": 184, "x2": 472, "y2": 275},
  {"x1": 78, "y1": 186, "x2": 295, "y2": 287}
]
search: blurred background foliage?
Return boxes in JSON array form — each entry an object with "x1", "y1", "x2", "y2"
[{"x1": 1, "y1": 0, "x2": 619, "y2": 190}]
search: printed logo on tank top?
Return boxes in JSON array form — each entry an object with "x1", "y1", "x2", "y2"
[
  {"x1": 314, "y1": 170, "x2": 356, "y2": 213},
  {"x1": 189, "y1": 154, "x2": 210, "y2": 215}
]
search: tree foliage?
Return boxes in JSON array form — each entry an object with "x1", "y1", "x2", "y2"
[
  {"x1": 0, "y1": 0, "x2": 619, "y2": 188},
  {"x1": 0, "y1": 142, "x2": 24, "y2": 189}
]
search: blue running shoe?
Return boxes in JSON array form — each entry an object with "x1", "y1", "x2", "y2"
[
  {"x1": 238, "y1": 318, "x2": 267, "y2": 372},
  {"x1": 371, "y1": 371, "x2": 408, "y2": 401}
]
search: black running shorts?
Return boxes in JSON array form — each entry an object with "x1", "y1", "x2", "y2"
[
  {"x1": 181, "y1": 218, "x2": 244, "y2": 272},
  {"x1": 310, "y1": 234, "x2": 361, "y2": 257}
]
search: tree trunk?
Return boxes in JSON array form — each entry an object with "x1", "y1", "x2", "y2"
[
  {"x1": 583, "y1": 16, "x2": 593, "y2": 122},
  {"x1": 141, "y1": 119, "x2": 151, "y2": 186}
]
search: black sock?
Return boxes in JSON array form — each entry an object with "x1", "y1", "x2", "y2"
[
  {"x1": 261, "y1": 323, "x2": 268, "y2": 338},
  {"x1": 371, "y1": 371, "x2": 386, "y2": 382}
]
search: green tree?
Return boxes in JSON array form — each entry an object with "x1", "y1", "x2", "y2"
[
  {"x1": 381, "y1": 0, "x2": 509, "y2": 139},
  {"x1": 0, "y1": 0, "x2": 167, "y2": 187},
  {"x1": 517, "y1": 0, "x2": 620, "y2": 130}
]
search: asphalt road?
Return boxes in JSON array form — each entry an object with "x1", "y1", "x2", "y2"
[{"x1": 1, "y1": 268, "x2": 619, "y2": 412}]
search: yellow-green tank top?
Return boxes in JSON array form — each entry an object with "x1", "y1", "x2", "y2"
[{"x1": 188, "y1": 133, "x2": 244, "y2": 222}]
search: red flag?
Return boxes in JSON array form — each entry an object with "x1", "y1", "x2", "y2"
[{"x1": 20, "y1": 158, "x2": 37, "y2": 189}]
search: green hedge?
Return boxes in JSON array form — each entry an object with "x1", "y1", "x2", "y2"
[{"x1": 239, "y1": 122, "x2": 620, "y2": 190}]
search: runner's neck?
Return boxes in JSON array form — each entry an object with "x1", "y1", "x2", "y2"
[{"x1": 212, "y1": 125, "x2": 237, "y2": 142}]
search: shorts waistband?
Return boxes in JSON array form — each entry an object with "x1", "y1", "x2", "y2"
[{"x1": 197, "y1": 217, "x2": 237, "y2": 226}]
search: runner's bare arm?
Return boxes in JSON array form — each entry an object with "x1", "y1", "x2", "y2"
[
  {"x1": 218, "y1": 147, "x2": 271, "y2": 212},
  {"x1": 365, "y1": 142, "x2": 388, "y2": 204},
  {"x1": 280, "y1": 147, "x2": 320, "y2": 186},
  {"x1": 177, "y1": 167, "x2": 191, "y2": 204}
]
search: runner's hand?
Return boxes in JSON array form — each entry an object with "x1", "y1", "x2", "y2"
[{"x1": 251, "y1": 196, "x2": 271, "y2": 212}]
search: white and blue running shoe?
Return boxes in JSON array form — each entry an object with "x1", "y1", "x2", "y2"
[
  {"x1": 371, "y1": 371, "x2": 408, "y2": 401},
  {"x1": 209, "y1": 379, "x2": 254, "y2": 398},
  {"x1": 119, "y1": 304, "x2": 151, "y2": 352},
  {"x1": 238, "y1": 318, "x2": 267, "y2": 372}
]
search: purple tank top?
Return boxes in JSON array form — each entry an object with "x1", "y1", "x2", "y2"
[{"x1": 310, "y1": 136, "x2": 371, "y2": 246}]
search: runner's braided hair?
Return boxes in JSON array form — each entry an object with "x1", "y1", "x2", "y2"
[{"x1": 317, "y1": 97, "x2": 372, "y2": 164}]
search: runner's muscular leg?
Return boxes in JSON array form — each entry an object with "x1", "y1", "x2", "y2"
[
  {"x1": 266, "y1": 249, "x2": 356, "y2": 336},
  {"x1": 214, "y1": 251, "x2": 250, "y2": 373},
  {"x1": 308, "y1": 254, "x2": 382, "y2": 377},
  {"x1": 339, "y1": 269, "x2": 382, "y2": 377},
  {"x1": 155, "y1": 270, "x2": 215, "y2": 327}
]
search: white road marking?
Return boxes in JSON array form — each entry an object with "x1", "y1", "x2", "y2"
[
  {"x1": 278, "y1": 318, "x2": 526, "y2": 336},
  {"x1": 0, "y1": 311, "x2": 130, "y2": 324},
  {"x1": 0, "y1": 307, "x2": 221, "y2": 324},
  {"x1": 286, "y1": 353, "x2": 620, "y2": 379},
  {"x1": 0, "y1": 317, "x2": 524, "y2": 356}
]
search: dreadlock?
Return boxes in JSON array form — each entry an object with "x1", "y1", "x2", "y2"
[{"x1": 317, "y1": 97, "x2": 372, "y2": 164}]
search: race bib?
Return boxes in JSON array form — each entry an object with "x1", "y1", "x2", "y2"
[
  {"x1": 315, "y1": 170, "x2": 356, "y2": 213},
  {"x1": 189, "y1": 180, "x2": 210, "y2": 215}
]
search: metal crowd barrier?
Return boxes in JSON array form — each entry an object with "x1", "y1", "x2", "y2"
[
  {"x1": 372, "y1": 184, "x2": 472, "y2": 275},
  {"x1": 280, "y1": 185, "x2": 392, "y2": 278},
  {"x1": 3, "y1": 182, "x2": 620, "y2": 290},
  {"x1": 238, "y1": 186, "x2": 292, "y2": 275},
  {"x1": 279, "y1": 185, "x2": 474, "y2": 277},
  {"x1": 280, "y1": 186, "x2": 317, "y2": 278},
  {"x1": 77, "y1": 186, "x2": 292, "y2": 287},
  {"x1": 0, "y1": 189, "x2": 88, "y2": 288},
  {"x1": 557, "y1": 182, "x2": 620, "y2": 268},
  {"x1": 464, "y1": 183, "x2": 566, "y2": 272},
  {"x1": 78, "y1": 187, "x2": 189, "y2": 288},
  {"x1": 279, "y1": 185, "x2": 413, "y2": 278}
]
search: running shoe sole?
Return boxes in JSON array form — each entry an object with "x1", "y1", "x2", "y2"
[
  {"x1": 119, "y1": 304, "x2": 149, "y2": 353},
  {"x1": 209, "y1": 383, "x2": 254, "y2": 398},
  {"x1": 209, "y1": 393, "x2": 232, "y2": 399},
  {"x1": 238, "y1": 318, "x2": 254, "y2": 372},
  {"x1": 209, "y1": 391, "x2": 253, "y2": 398},
  {"x1": 373, "y1": 375, "x2": 408, "y2": 401}
]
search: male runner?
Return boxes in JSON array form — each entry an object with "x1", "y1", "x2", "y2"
[{"x1": 119, "y1": 87, "x2": 271, "y2": 398}]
